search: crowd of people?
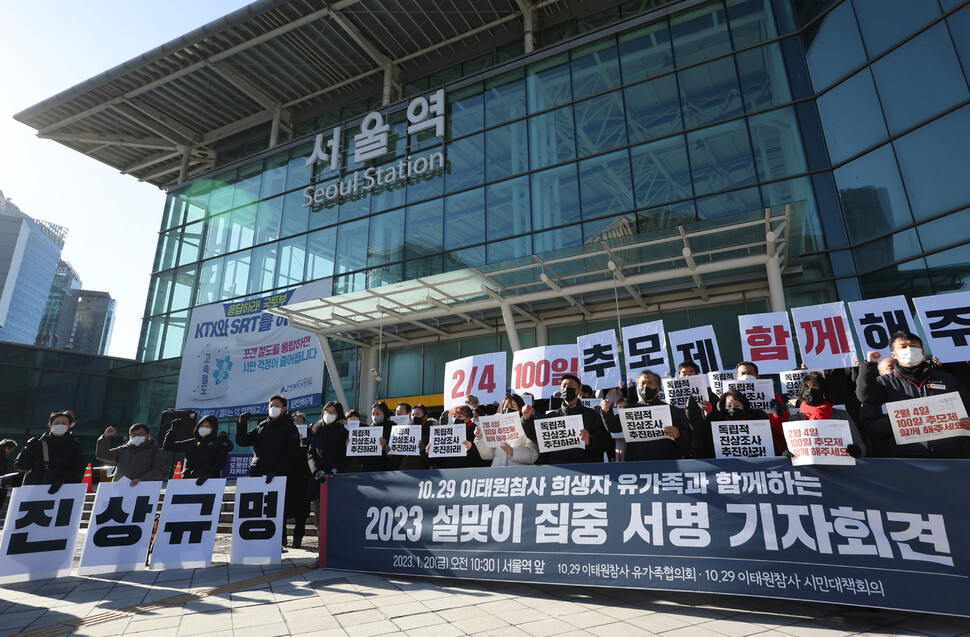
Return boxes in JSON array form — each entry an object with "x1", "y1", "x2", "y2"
[{"x1": 2, "y1": 330, "x2": 968, "y2": 545}]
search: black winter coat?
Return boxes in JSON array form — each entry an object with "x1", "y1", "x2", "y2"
[
  {"x1": 163, "y1": 429, "x2": 228, "y2": 478},
  {"x1": 388, "y1": 419, "x2": 433, "y2": 471},
  {"x1": 236, "y1": 413, "x2": 302, "y2": 477},
  {"x1": 15, "y1": 431, "x2": 85, "y2": 486},
  {"x1": 525, "y1": 402, "x2": 613, "y2": 465},
  {"x1": 429, "y1": 421, "x2": 485, "y2": 470},
  {"x1": 307, "y1": 420, "x2": 350, "y2": 478},
  {"x1": 604, "y1": 399, "x2": 691, "y2": 461}
]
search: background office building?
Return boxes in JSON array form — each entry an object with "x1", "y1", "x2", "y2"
[
  {"x1": 16, "y1": 0, "x2": 970, "y2": 417},
  {"x1": 52, "y1": 289, "x2": 117, "y2": 355},
  {"x1": 35, "y1": 259, "x2": 83, "y2": 349},
  {"x1": 0, "y1": 191, "x2": 67, "y2": 345}
]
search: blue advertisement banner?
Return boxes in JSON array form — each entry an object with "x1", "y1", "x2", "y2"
[{"x1": 324, "y1": 458, "x2": 970, "y2": 617}]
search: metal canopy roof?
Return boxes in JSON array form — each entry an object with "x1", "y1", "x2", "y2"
[
  {"x1": 268, "y1": 203, "x2": 796, "y2": 347},
  {"x1": 14, "y1": 0, "x2": 569, "y2": 189}
]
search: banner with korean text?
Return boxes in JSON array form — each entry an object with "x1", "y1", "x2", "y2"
[
  {"x1": 0, "y1": 484, "x2": 86, "y2": 583},
  {"x1": 791, "y1": 302, "x2": 857, "y2": 369},
  {"x1": 511, "y1": 345, "x2": 579, "y2": 399},
  {"x1": 621, "y1": 320, "x2": 669, "y2": 379},
  {"x1": 323, "y1": 460, "x2": 970, "y2": 617},
  {"x1": 737, "y1": 312, "x2": 797, "y2": 374},
  {"x1": 668, "y1": 326, "x2": 723, "y2": 374},
  {"x1": 913, "y1": 290, "x2": 970, "y2": 363},
  {"x1": 443, "y1": 352, "x2": 506, "y2": 409},
  {"x1": 847, "y1": 296, "x2": 917, "y2": 358},
  {"x1": 578, "y1": 330, "x2": 621, "y2": 390}
]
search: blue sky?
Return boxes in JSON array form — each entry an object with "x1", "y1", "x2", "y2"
[{"x1": 1, "y1": 1, "x2": 253, "y2": 358}]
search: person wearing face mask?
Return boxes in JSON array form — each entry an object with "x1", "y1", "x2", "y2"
[
  {"x1": 857, "y1": 331, "x2": 970, "y2": 458},
  {"x1": 474, "y1": 394, "x2": 539, "y2": 467},
  {"x1": 162, "y1": 415, "x2": 228, "y2": 485},
  {"x1": 522, "y1": 374, "x2": 612, "y2": 464},
  {"x1": 97, "y1": 423, "x2": 165, "y2": 486},
  {"x1": 15, "y1": 410, "x2": 85, "y2": 493},
  {"x1": 603, "y1": 370, "x2": 691, "y2": 461},
  {"x1": 306, "y1": 401, "x2": 350, "y2": 528},
  {"x1": 735, "y1": 361, "x2": 790, "y2": 453},
  {"x1": 790, "y1": 372, "x2": 866, "y2": 458},
  {"x1": 698, "y1": 390, "x2": 773, "y2": 458},
  {"x1": 388, "y1": 404, "x2": 434, "y2": 470},
  {"x1": 427, "y1": 405, "x2": 482, "y2": 469}
]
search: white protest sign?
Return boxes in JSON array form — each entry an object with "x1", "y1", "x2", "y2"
[
  {"x1": 791, "y1": 302, "x2": 857, "y2": 369},
  {"x1": 779, "y1": 369, "x2": 824, "y2": 401},
  {"x1": 230, "y1": 477, "x2": 285, "y2": 565},
  {"x1": 782, "y1": 420, "x2": 856, "y2": 466},
  {"x1": 713, "y1": 420, "x2": 773, "y2": 458},
  {"x1": 848, "y1": 296, "x2": 916, "y2": 358},
  {"x1": 296, "y1": 424, "x2": 308, "y2": 438},
  {"x1": 0, "y1": 484, "x2": 86, "y2": 583},
  {"x1": 347, "y1": 426, "x2": 383, "y2": 456},
  {"x1": 668, "y1": 325, "x2": 723, "y2": 374},
  {"x1": 151, "y1": 478, "x2": 226, "y2": 570},
  {"x1": 578, "y1": 329, "x2": 621, "y2": 390},
  {"x1": 622, "y1": 320, "x2": 669, "y2": 379},
  {"x1": 738, "y1": 311, "x2": 798, "y2": 375},
  {"x1": 913, "y1": 291, "x2": 970, "y2": 362},
  {"x1": 724, "y1": 379, "x2": 776, "y2": 412},
  {"x1": 580, "y1": 398, "x2": 598, "y2": 409},
  {"x1": 477, "y1": 412, "x2": 525, "y2": 448},
  {"x1": 429, "y1": 424, "x2": 467, "y2": 458},
  {"x1": 534, "y1": 415, "x2": 585, "y2": 453},
  {"x1": 661, "y1": 375, "x2": 708, "y2": 410},
  {"x1": 388, "y1": 424, "x2": 422, "y2": 455},
  {"x1": 511, "y1": 345, "x2": 579, "y2": 399},
  {"x1": 886, "y1": 392, "x2": 969, "y2": 445},
  {"x1": 708, "y1": 370, "x2": 735, "y2": 396},
  {"x1": 390, "y1": 415, "x2": 410, "y2": 427},
  {"x1": 443, "y1": 352, "x2": 506, "y2": 409},
  {"x1": 618, "y1": 405, "x2": 673, "y2": 442},
  {"x1": 77, "y1": 480, "x2": 162, "y2": 575}
]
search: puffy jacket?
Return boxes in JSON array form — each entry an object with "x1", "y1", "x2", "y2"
[
  {"x1": 162, "y1": 429, "x2": 227, "y2": 478},
  {"x1": 236, "y1": 412, "x2": 302, "y2": 477},
  {"x1": 97, "y1": 436, "x2": 165, "y2": 482},
  {"x1": 307, "y1": 419, "x2": 349, "y2": 478},
  {"x1": 15, "y1": 431, "x2": 85, "y2": 486}
]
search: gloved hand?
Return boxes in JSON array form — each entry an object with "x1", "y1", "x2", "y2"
[
  {"x1": 195, "y1": 475, "x2": 208, "y2": 486},
  {"x1": 48, "y1": 479, "x2": 63, "y2": 495},
  {"x1": 265, "y1": 473, "x2": 275, "y2": 484},
  {"x1": 782, "y1": 450, "x2": 795, "y2": 460},
  {"x1": 846, "y1": 444, "x2": 862, "y2": 459},
  {"x1": 237, "y1": 412, "x2": 252, "y2": 427},
  {"x1": 314, "y1": 470, "x2": 327, "y2": 482},
  {"x1": 768, "y1": 399, "x2": 787, "y2": 416}
]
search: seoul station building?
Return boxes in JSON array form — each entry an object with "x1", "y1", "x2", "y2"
[{"x1": 17, "y1": 0, "x2": 970, "y2": 415}]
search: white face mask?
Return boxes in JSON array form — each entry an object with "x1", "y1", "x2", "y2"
[
  {"x1": 198, "y1": 427, "x2": 212, "y2": 437},
  {"x1": 372, "y1": 414, "x2": 384, "y2": 424},
  {"x1": 50, "y1": 424, "x2": 69, "y2": 436},
  {"x1": 895, "y1": 347, "x2": 924, "y2": 367},
  {"x1": 737, "y1": 374, "x2": 756, "y2": 381},
  {"x1": 347, "y1": 419, "x2": 360, "y2": 427},
  {"x1": 130, "y1": 435, "x2": 147, "y2": 446},
  {"x1": 268, "y1": 406, "x2": 282, "y2": 419},
  {"x1": 323, "y1": 412, "x2": 337, "y2": 425}
]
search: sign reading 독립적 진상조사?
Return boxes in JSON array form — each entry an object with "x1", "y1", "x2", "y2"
[{"x1": 322, "y1": 459, "x2": 970, "y2": 617}]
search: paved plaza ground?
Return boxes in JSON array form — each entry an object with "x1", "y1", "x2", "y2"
[{"x1": 0, "y1": 539, "x2": 966, "y2": 637}]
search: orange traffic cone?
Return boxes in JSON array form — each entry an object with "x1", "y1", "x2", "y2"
[
  {"x1": 81, "y1": 463, "x2": 94, "y2": 493},
  {"x1": 173, "y1": 461, "x2": 182, "y2": 480}
]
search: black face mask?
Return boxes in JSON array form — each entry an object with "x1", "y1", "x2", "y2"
[
  {"x1": 801, "y1": 388, "x2": 825, "y2": 406},
  {"x1": 503, "y1": 408, "x2": 516, "y2": 414},
  {"x1": 638, "y1": 386, "x2": 658, "y2": 403},
  {"x1": 412, "y1": 416, "x2": 424, "y2": 425},
  {"x1": 725, "y1": 407, "x2": 744, "y2": 420},
  {"x1": 562, "y1": 386, "x2": 578, "y2": 402}
]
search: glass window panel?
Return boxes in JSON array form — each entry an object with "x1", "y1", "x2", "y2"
[
  {"x1": 485, "y1": 120, "x2": 529, "y2": 182},
  {"x1": 860, "y1": 257, "x2": 932, "y2": 299},
  {"x1": 335, "y1": 218, "x2": 369, "y2": 274},
  {"x1": 856, "y1": 229, "x2": 924, "y2": 274},
  {"x1": 487, "y1": 176, "x2": 531, "y2": 238},
  {"x1": 197, "y1": 257, "x2": 224, "y2": 305},
  {"x1": 388, "y1": 348, "x2": 423, "y2": 397},
  {"x1": 249, "y1": 243, "x2": 277, "y2": 294},
  {"x1": 367, "y1": 263, "x2": 403, "y2": 289},
  {"x1": 404, "y1": 199, "x2": 443, "y2": 261},
  {"x1": 678, "y1": 57, "x2": 744, "y2": 129},
  {"x1": 671, "y1": 1, "x2": 732, "y2": 66},
  {"x1": 150, "y1": 272, "x2": 172, "y2": 316},
  {"x1": 687, "y1": 119, "x2": 757, "y2": 196},
  {"x1": 631, "y1": 135, "x2": 695, "y2": 211},
  {"x1": 444, "y1": 188, "x2": 485, "y2": 250},
  {"x1": 286, "y1": 143, "x2": 314, "y2": 191},
  {"x1": 163, "y1": 193, "x2": 187, "y2": 230},
  {"x1": 570, "y1": 38, "x2": 622, "y2": 99},
  {"x1": 227, "y1": 204, "x2": 256, "y2": 252},
  {"x1": 445, "y1": 133, "x2": 485, "y2": 193},
  {"x1": 583, "y1": 213, "x2": 636, "y2": 243},
  {"x1": 618, "y1": 20, "x2": 674, "y2": 84},
  {"x1": 485, "y1": 69, "x2": 527, "y2": 127},
  {"x1": 488, "y1": 236, "x2": 533, "y2": 264},
  {"x1": 579, "y1": 150, "x2": 634, "y2": 220},
  {"x1": 203, "y1": 213, "x2": 230, "y2": 258},
  {"x1": 184, "y1": 180, "x2": 212, "y2": 223},
  {"x1": 736, "y1": 43, "x2": 792, "y2": 113},
  {"x1": 307, "y1": 227, "x2": 336, "y2": 280},
  {"x1": 370, "y1": 162, "x2": 408, "y2": 214},
  {"x1": 624, "y1": 74, "x2": 683, "y2": 144},
  {"x1": 259, "y1": 154, "x2": 288, "y2": 200},
  {"x1": 917, "y1": 208, "x2": 969, "y2": 255},
  {"x1": 338, "y1": 190, "x2": 371, "y2": 222},
  {"x1": 368, "y1": 209, "x2": 406, "y2": 267},
  {"x1": 531, "y1": 164, "x2": 581, "y2": 232},
  {"x1": 803, "y1": 2, "x2": 867, "y2": 91},
  {"x1": 140, "y1": 318, "x2": 164, "y2": 362},
  {"x1": 696, "y1": 186, "x2": 762, "y2": 219},
  {"x1": 579, "y1": 7, "x2": 620, "y2": 33},
  {"x1": 207, "y1": 172, "x2": 236, "y2": 216},
  {"x1": 853, "y1": 0, "x2": 940, "y2": 57},
  {"x1": 529, "y1": 106, "x2": 576, "y2": 169},
  {"x1": 816, "y1": 68, "x2": 888, "y2": 163},
  {"x1": 177, "y1": 223, "x2": 203, "y2": 267},
  {"x1": 156, "y1": 229, "x2": 179, "y2": 271},
  {"x1": 748, "y1": 107, "x2": 807, "y2": 181},
  {"x1": 308, "y1": 177, "x2": 339, "y2": 230},
  {"x1": 255, "y1": 197, "x2": 282, "y2": 244},
  {"x1": 161, "y1": 311, "x2": 190, "y2": 360},
  {"x1": 222, "y1": 252, "x2": 251, "y2": 300},
  {"x1": 926, "y1": 244, "x2": 970, "y2": 293},
  {"x1": 726, "y1": 0, "x2": 779, "y2": 48},
  {"x1": 871, "y1": 23, "x2": 969, "y2": 135},
  {"x1": 533, "y1": 226, "x2": 583, "y2": 256},
  {"x1": 835, "y1": 144, "x2": 915, "y2": 244},
  {"x1": 424, "y1": 341, "x2": 460, "y2": 395},
  {"x1": 333, "y1": 272, "x2": 365, "y2": 295},
  {"x1": 538, "y1": 21, "x2": 576, "y2": 48},
  {"x1": 445, "y1": 245, "x2": 486, "y2": 271},
  {"x1": 405, "y1": 255, "x2": 442, "y2": 279},
  {"x1": 894, "y1": 104, "x2": 970, "y2": 220},
  {"x1": 448, "y1": 84, "x2": 484, "y2": 138},
  {"x1": 949, "y1": 5, "x2": 970, "y2": 74},
  {"x1": 233, "y1": 161, "x2": 263, "y2": 209},
  {"x1": 406, "y1": 146, "x2": 444, "y2": 203},
  {"x1": 761, "y1": 177, "x2": 825, "y2": 253},
  {"x1": 276, "y1": 236, "x2": 307, "y2": 288},
  {"x1": 281, "y1": 190, "x2": 310, "y2": 236},
  {"x1": 527, "y1": 53, "x2": 572, "y2": 113},
  {"x1": 574, "y1": 92, "x2": 628, "y2": 157}
]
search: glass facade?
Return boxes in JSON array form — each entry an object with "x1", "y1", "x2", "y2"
[{"x1": 137, "y1": 0, "x2": 970, "y2": 403}]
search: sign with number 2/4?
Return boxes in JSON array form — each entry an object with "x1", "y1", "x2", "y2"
[{"x1": 443, "y1": 352, "x2": 506, "y2": 409}]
